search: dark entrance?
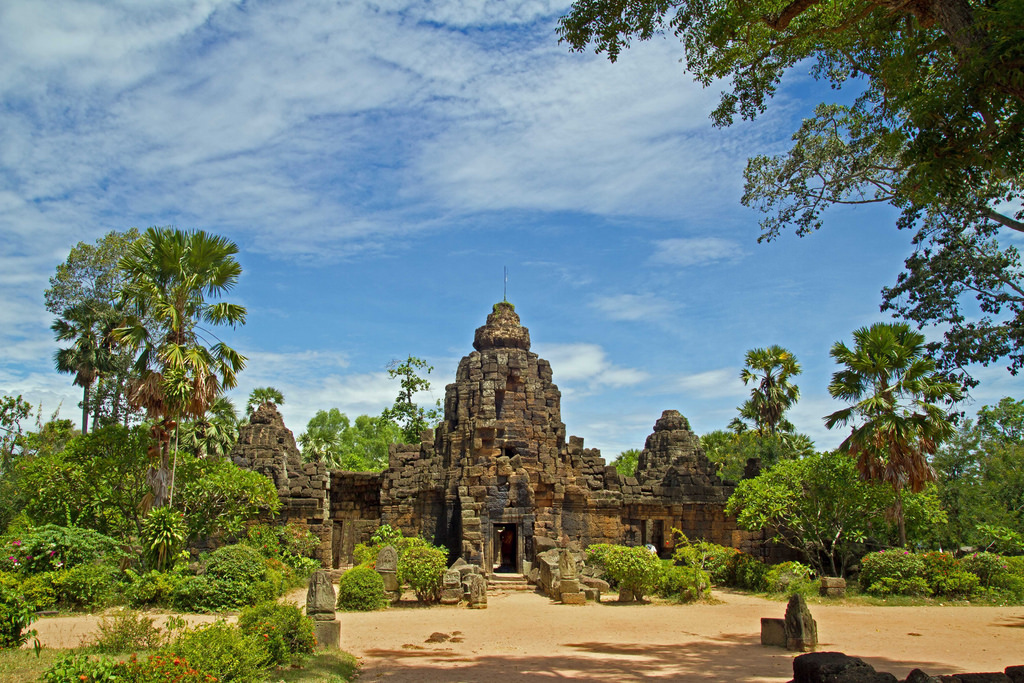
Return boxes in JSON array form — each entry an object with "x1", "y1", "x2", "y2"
[{"x1": 493, "y1": 523, "x2": 517, "y2": 573}]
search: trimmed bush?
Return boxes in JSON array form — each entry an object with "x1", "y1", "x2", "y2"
[
  {"x1": 169, "y1": 621, "x2": 271, "y2": 682},
  {"x1": 859, "y1": 549, "x2": 928, "y2": 596},
  {"x1": 53, "y1": 563, "x2": 121, "y2": 611},
  {"x1": 116, "y1": 653, "x2": 217, "y2": 682},
  {"x1": 672, "y1": 538, "x2": 738, "y2": 585},
  {"x1": 960, "y1": 552, "x2": 1011, "y2": 588},
  {"x1": 398, "y1": 545, "x2": 447, "y2": 603},
  {"x1": 336, "y1": 566, "x2": 388, "y2": 612},
  {"x1": 659, "y1": 566, "x2": 711, "y2": 603},
  {"x1": 0, "y1": 582, "x2": 36, "y2": 649},
  {"x1": 18, "y1": 571, "x2": 57, "y2": 611},
  {"x1": 765, "y1": 561, "x2": 815, "y2": 595},
  {"x1": 173, "y1": 545, "x2": 277, "y2": 612},
  {"x1": 125, "y1": 570, "x2": 180, "y2": 608},
  {"x1": 238, "y1": 601, "x2": 316, "y2": 665},
  {"x1": 725, "y1": 552, "x2": 769, "y2": 591},
  {"x1": 919, "y1": 552, "x2": 978, "y2": 598},
  {"x1": 596, "y1": 545, "x2": 662, "y2": 601}
]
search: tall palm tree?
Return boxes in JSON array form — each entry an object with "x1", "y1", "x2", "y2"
[
  {"x1": 179, "y1": 396, "x2": 240, "y2": 458},
  {"x1": 738, "y1": 345, "x2": 801, "y2": 436},
  {"x1": 52, "y1": 303, "x2": 118, "y2": 434},
  {"x1": 114, "y1": 227, "x2": 247, "y2": 508},
  {"x1": 825, "y1": 322, "x2": 962, "y2": 546}
]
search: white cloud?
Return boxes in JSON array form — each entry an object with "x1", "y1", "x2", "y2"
[
  {"x1": 649, "y1": 237, "x2": 745, "y2": 267},
  {"x1": 673, "y1": 368, "x2": 745, "y2": 399},
  {"x1": 537, "y1": 343, "x2": 649, "y2": 390},
  {"x1": 590, "y1": 293, "x2": 675, "y2": 322}
]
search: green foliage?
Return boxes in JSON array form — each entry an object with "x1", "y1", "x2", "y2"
[
  {"x1": 765, "y1": 561, "x2": 815, "y2": 596},
  {"x1": 658, "y1": 566, "x2": 710, "y2": 603},
  {"x1": 243, "y1": 524, "x2": 281, "y2": 557},
  {"x1": 42, "y1": 653, "x2": 119, "y2": 682},
  {"x1": 174, "y1": 453, "x2": 280, "y2": 540},
  {"x1": 0, "y1": 583, "x2": 35, "y2": 649},
  {"x1": 588, "y1": 544, "x2": 662, "y2": 600},
  {"x1": 300, "y1": 409, "x2": 402, "y2": 471},
  {"x1": 169, "y1": 621, "x2": 270, "y2": 683},
  {"x1": 177, "y1": 397, "x2": 240, "y2": 459},
  {"x1": 398, "y1": 545, "x2": 447, "y2": 603},
  {"x1": 124, "y1": 570, "x2": 179, "y2": 608},
  {"x1": 336, "y1": 566, "x2": 388, "y2": 612},
  {"x1": 2, "y1": 525, "x2": 125, "y2": 575},
  {"x1": 90, "y1": 610, "x2": 165, "y2": 654},
  {"x1": 610, "y1": 449, "x2": 640, "y2": 477},
  {"x1": 172, "y1": 545, "x2": 277, "y2": 612},
  {"x1": 381, "y1": 356, "x2": 442, "y2": 444},
  {"x1": 53, "y1": 563, "x2": 121, "y2": 611},
  {"x1": 237, "y1": 601, "x2": 315, "y2": 665},
  {"x1": 860, "y1": 549, "x2": 929, "y2": 596},
  {"x1": 0, "y1": 395, "x2": 33, "y2": 473},
  {"x1": 17, "y1": 573, "x2": 56, "y2": 611},
  {"x1": 960, "y1": 552, "x2": 1014, "y2": 589},
  {"x1": 670, "y1": 534, "x2": 737, "y2": 585},
  {"x1": 725, "y1": 552, "x2": 769, "y2": 592},
  {"x1": 11, "y1": 425, "x2": 150, "y2": 540},
  {"x1": 701, "y1": 430, "x2": 815, "y2": 480},
  {"x1": 141, "y1": 507, "x2": 186, "y2": 572}
]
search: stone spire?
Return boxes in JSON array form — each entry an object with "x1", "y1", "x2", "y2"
[{"x1": 473, "y1": 301, "x2": 531, "y2": 351}]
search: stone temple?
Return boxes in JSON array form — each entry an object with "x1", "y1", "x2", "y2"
[{"x1": 231, "y1": 302, "x2": 769, "y2": 572}]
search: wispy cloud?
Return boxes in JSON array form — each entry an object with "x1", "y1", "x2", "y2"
[
  {"x1": 649, "y1": 237, "x2": 745, "y2": 267},
  {"x1": 673, "y1": 368, "x2": 745, "y2": 399},
  {"x1": 590, "y1": 293, "x2": 676, "y2": 322},
  {"x1": 537, "y1": 343, "x2": 649, "y2": 390}
]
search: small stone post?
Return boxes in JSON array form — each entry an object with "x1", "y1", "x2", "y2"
[
  {"x1": 376, "y1": 545, "x2": 401, "y2": 602},
  {"x1": 306, "y1": 570, "x2": 340, "y2": 649},
  {"x1": 558, "y1": 548, "x2": 585, "y2": 604},
  {"x1": 784, "y1": 594, "x2": 818, "y2": 652},
  {"x1": 467, "y1": 573, "x2": 488, "y2": 609}
]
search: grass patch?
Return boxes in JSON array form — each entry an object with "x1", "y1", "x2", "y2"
[
  {"x1": 274, "y1": 650, "x2": 359, "y2": 682},
  {"x1": 0, "y1": 647, "x2": 68, "y2": 683}
]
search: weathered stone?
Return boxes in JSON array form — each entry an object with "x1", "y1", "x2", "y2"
[
  {"x1": 440, "y1": 587, "x2": 462, "y2": 605},
  {"x1": 559, "y1": 548, "x2": 578, "y2": 580},
  {"x1": 785, "y1": 594, "x2": 818, "y2": 652},
  {"x1": 560, "y1": 591, "x2": 586, "y2": 605},
  {"x1": 313, "y1": 619, "x2": 341, "y2": 650},
  {"x1": 376, "y1": 546, "x2": 398, "y2": 573},
  {"x1": 618, "y1": 588, "x2": 636, "y2": 603},
  {"x1": 467, "y1": 574, "x2": 487, "y2": 609},
  {"x1": 305, "y1": 570, "x2": 336, "y2": 621},
  {"x1": 443, "y1": 569, "x2": 461, "y2": 588},
  {"x1": 792, "y1": 652, "x2": 897, "y2": 683},
  {"x1": 761, "y1": 617, "x2": 786, "y2": 648},
  {"x1": 819, "y1": 576, "x2": 847, "y2": 598}
]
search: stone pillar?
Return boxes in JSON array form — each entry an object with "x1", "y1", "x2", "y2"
[
  {"x1": 305, "y1": 570, "x2": 340, "y2": 649},
  {"x1": 467, "y1": 574, "x2": 488, "y2": 609},
  {"x1": 784, "y1": 594, "x2": 818, "y2": 652},
  {"x1": 375, "y1": 545, "x2": 401, "y2": 602}
]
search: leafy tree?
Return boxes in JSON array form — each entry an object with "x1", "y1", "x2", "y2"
[
  {"x1": 558, "y1": 1, "x2": 1024, "y2": 385},
  {"x1": 381, "y1": 356, "x2": 442, "y2": 443},
  {"x1": 0, "y1": 395, "x2": 33, "y2": 473},
  {"x1": 113, "y1": 227, "x2": 247, "y2": 508},
  {"x1": 174, "y1": 453, "x2": 280, "y2": 541},
  {"x1": 727, "y1": 450, "x2": 943, "y2": 576},
  {"x1": 246, "y1": 386, "x2": 284, "y2": 415},
  {"x1": 46, "y1": 228, "x2": 144, "y2": 427},
  {"x1": 299, "y1": 409, "x2": 401, "y2": 471},
  {"x1": 825, "y1": 322, "x2": 962, "y2": 546},
  {"x1": 611, "y1": 448, "x2": 640, "y2": 477},
  {"x1": 702, "y1": 429, "x2": 815, "y2": 480},
  {"x1": 178, "y1": 396, "x2": 240, "y2": 458},
  {"x1": 735, "y1": 345, "x2": 801, "y2": 436}
]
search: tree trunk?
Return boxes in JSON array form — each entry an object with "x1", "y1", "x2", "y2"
[
  {"x1": 894, "y1": 487, "x2": 907, "y2": 547},
  {"x1": 928, "y1": 0, "x2": 981, "y2": 56},
  {"x1": 81, "y1": 383, "x2": 91, "y2": 435}
]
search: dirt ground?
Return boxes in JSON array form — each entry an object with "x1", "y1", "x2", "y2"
[{"x1": 29, "y1": 589, "x2": 1024, "y2": 682}]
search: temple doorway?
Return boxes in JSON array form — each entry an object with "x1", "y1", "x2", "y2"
[{"x1": 493, "y1": 523, "x2": 517, "y2": 573}]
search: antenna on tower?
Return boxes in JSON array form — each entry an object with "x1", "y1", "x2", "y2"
[{"x1": 503, "y1": 266, "x2": 508, "y2": 302}]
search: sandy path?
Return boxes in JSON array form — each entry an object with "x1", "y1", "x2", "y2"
[{"x1": 29, "y1": 590, "x2": 1024, "y2": 681}]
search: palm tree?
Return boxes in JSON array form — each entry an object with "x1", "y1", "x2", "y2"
[
  {"x1": 246, "y1": 386, "x2": 284, "y2": 415},
  {"x1": 52, "y1": 303, "x2": 117, "y2": 434},
  {"x1": 825, "y1": 322, "x2": 962, "y2": 546},
  {"x1": 179, "y1": 396, "x2": 240, "y2": 458},
  {"x1": 738, "y1": 345, "x2": 801, "y2": 436},
  {"x1": 114, "y1": 227, "x2": 247, "y2": 508}
]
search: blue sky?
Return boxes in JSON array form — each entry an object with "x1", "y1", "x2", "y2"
[{"x1": 2, "y1": 0, "x2": 1022, "y2": 457}]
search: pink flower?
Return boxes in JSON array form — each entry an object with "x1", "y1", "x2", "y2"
[{"x1": 12, "y1": 541, "x2": 20, "y2": 547}]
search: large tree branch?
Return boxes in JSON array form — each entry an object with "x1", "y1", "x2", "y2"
[
  {"x1": 984, "y1": 209, "x2": 1024, "y2": 235},
  {"x1": 762, "y1": 0, "x2": 824, "y2": 31}
]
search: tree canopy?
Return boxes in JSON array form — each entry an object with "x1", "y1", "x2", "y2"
[
  {"x1": 381, "y1": 356, "x2": 442, "y2": 443},
  {"x1": 558, "y1": 0, "x2": 1024, "y2": 384}
]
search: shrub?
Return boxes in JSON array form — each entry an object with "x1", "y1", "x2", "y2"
[
  {"x1": 90, "y1": 610, "x2": 165, "y2": 654},
  {"x1": 238, "y1": 601, "x2": 316, "y2": 665},
  {"x1": 859, "y1": 549, "x2": 926, "y2": 595},
  {"x1": 174, "y1": 545, "x2": 277, "y2": 612},
  {"x1": 115, "y1": 653, "x2": 217, "y2": 683},
  {"x1": 242, "y1": 524, "x2": 281, "y2": 557},
  {"x1": 141, "y1": 507, "x2": 187, "y2": 572},
  {"x1": 0, "y1": 582, "x2": 36, "y2": 649},
  {"x1": 279, "y1": 523, "x2": 320, "y2": 558},
  {"x1": 960, "y1": 552, "x2": 1011, "y2": 588},
  {"x1": 169, "y1": 621, "x2": 271, "y2": 682},
  {"x1": 765, "y1": 561, "x2": 815, "y2": 595},
  {"x1": 53, "y1": 563, "x2": 121, "y2": 611},
  {"x1": 18, "y1": 571, "x2": 57, "y2": 611},
  {"x1": 919, "y1": 552, "x2": 978, "y2": 598},
  {"x1": 336, "y1": 566, "x2": 388, "y2": 612},
  {"x1": 725, "y1": 552, "x2": 769, "y2": 591},
  {"x1": 204, "y1": 544, "x2": 267, "y2": 584},
  {"x1": 125, "y1": 570, "x2": 180, "y2": 608},
  {"x1": 659, "y1": 566, "x2": 711, "y2": 603},
  {"x1": 5, "y1": 525, "x2": 125, "y2": 575},
  {"x1": 398, "y1": 545, "x2": 447, "y2": 603},
  {"x1": 672, "y1": 537, "x2": 737, "y2": 585},
  {"x1": 596, "y1": 545, "x2": 662, "y2": 600},
  {"x1": 42, "y1": 653, "x2": 118, "y2": 682}
]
